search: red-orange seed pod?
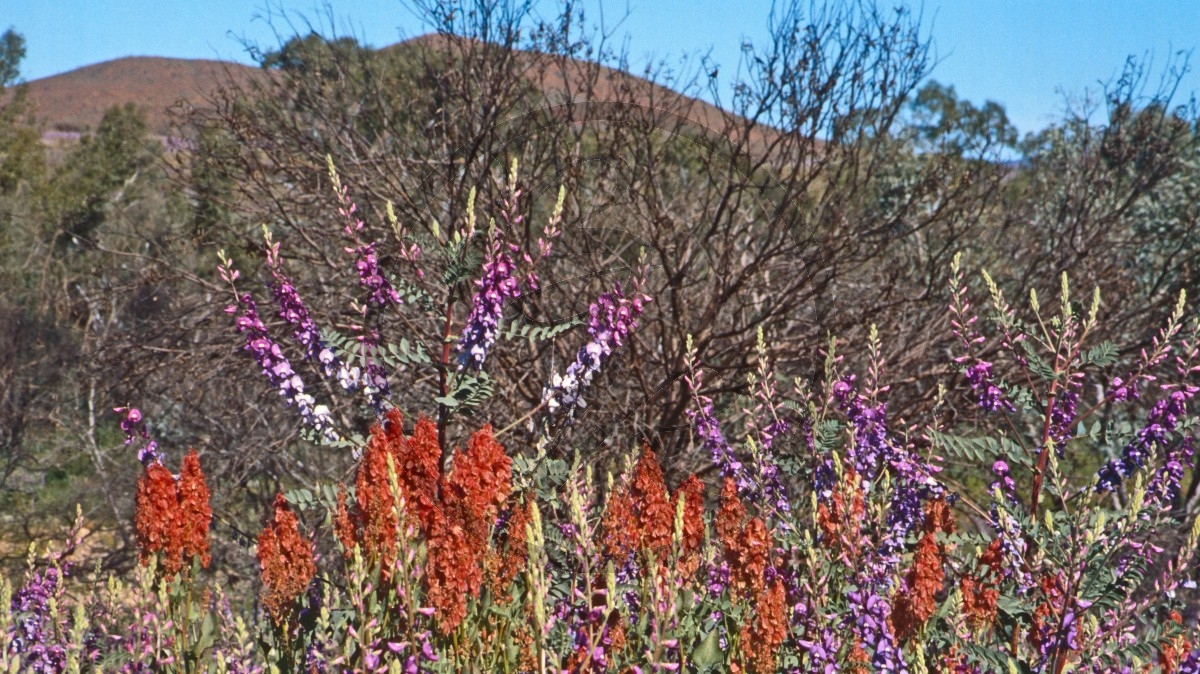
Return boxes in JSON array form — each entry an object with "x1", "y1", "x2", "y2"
[
  {"x1": 892, "y1": 530, "x2": 944, "y2": 640},
  {"x1": 134, "y1": 462, "x2": 179, "y2": 574},
  {"x1": 739, "y1": 579, "x2": 788, "y2": 674},
  {"x1": 631, "y1": 447, "x2": 672, "y2": 559},
  {"x1": 176, "y1": 450, "x2": 212, "y2": 570},
  {"x1": 716, "y1": 477, "x2": 746, "y2": 554},
  {"x1": 257, "y1": 494, "x2": 316, "y2": 625}
]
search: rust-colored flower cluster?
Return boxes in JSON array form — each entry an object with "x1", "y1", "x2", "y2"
[
  {"x1": 336, "y1": 412, "x2": 516, "y2": 634},
  {"x1": 893, "y1": 497, "x2": 955, "y2": 640},
  {"x1": 336, "y1": 410, "x2": 441, "y2": 572},
  {"x1": 739, "y1": 579, "x2": 788, "y2": 674},
  {"x1": 960, "y1": 539, "x2": 1003, "y2": 632},
  {"x1": 426, "y1": 423, "x2": 513, "y2": 634},
  {"x1": 134, "y1": 449, "x2": 212, "y2": 579},
  {"x1": 485, "y1": 493, "x2": 531, "y2": 601},
  {"x1": 816, "y1": 467, "x2": 865, "y2": 562},
  {"x1": 257, "y1": 494, "x2": 316, "y2": 625},
  {"x1": 601, "y1": 448, "x2": 705, "y2": 576},
  {"x1": 674, "y1": 474, "x2": 706, "y2": 578},
  {"x1": 717, "y1": 478, "x2": 772, "y2": 599},
  {"x1": 1160, "y1": 610, "x2": 1192, "y2": 674}
]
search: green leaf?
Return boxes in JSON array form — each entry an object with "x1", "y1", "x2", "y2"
[
  {"x1": 1084, "y1": 341, "x2": 1119, "y2": 367},
  {"x1": 692, "y1": 629, "x2": 722, "y2": 667}
]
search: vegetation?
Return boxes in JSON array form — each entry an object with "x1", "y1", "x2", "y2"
[{"x1": 0, "y1": 0, "x2": 1199, "y2": 670}]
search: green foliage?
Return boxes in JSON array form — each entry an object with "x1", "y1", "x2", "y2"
[
  {"x1": 45, "y1": 103, "x2": 160, "y2": 248},
  {"x1": 0, "y1": 28, "x2": 25, "y2": 91}
]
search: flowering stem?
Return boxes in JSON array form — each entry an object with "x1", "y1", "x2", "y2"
[
  {"x1": 437, "y1": 292, "x2": 456, "y2": 478},
  {"x1": 1029, "y1": 385, "x2": 1059, "y2": 518}
]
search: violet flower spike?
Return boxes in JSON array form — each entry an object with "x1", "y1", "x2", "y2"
[
  {"x1": 326, "y1": 158, "x2": 403, "y2": 307},
  {"x1": 685, "y1": 364, "x2": 753, "y2": 494},
  {"x1": 456, "y1": 231, "x2": 521, "y2": 370},
  {"x1": 544, "y1": 283, "x2": 648, "y2": 418},
  {"x1": 263, "y1": 228, "x2": 341, "y2": 381},
  {"x1": 8, "y1": 566, "x2": 67, "y2": 673},
  {"x1": 219, "y1": 252, "x2": 338, "y2": 442}
]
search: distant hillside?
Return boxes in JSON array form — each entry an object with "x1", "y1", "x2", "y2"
[
  {"x1": 17, "y1": 56, "x2": 262, "y2": 137},
  {"x1": 15, "y1": 35, "x2": 768, "y2": 149}
]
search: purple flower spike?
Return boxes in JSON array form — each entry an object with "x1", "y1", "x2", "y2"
[
  {"x1": 544, "y1": 282, "x2": 649, "y2": 417},
  {"x1": 9, "y1": 566, "x2": 66, "y2": 673},
  {"x1": 264, "y1": 231, "x2": 341, "y2": 381},
  {"x1": 457, "y1": 232, "x2": 522, "y2": 370},
  {"x1": 226, "y1": 290, "x2": 338, "y2": 442}
]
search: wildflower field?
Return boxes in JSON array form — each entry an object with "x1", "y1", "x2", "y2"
[
  {"x1": 6, "y1": 154, "x2": 1200, "y2": 672},
  {"x1": 4, "y1": 1, "x2": 1200, "y2": 672}
]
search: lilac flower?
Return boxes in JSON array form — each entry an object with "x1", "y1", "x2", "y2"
[
  {"x1": 796, "y1": 625, "x2": 840, "y2": 674},
  {"x1": 456, "y1": 233, "x2": 521, "y2": 370},
  {"x1": 950, "y1": 263, "x2": 1015, "y2": 413},
  {"x1": 963, "y1": 360, "x2": 1014, "y2": 412},
  {"x1": 348, "y1": 240, "x2": 403, "y2": 307},
  {"x1": 1145, "y1": 437, "x2": 1195, "y2": 509},
  {"x1": 225, "y1": 291, "x2": 338, "y2": 442},
  {"x1": 1049, "y1": 382, "x2": 1081, "y2": 447},
  {"x1": 1097, "y1": 388, "x2": 1194, "y2": 492},
  {"x1": 329, "y1": 167, "x2": 404, "y2": 307},
  {"x1": 114, "y1": 406, "x2": 161, "y2": 466},
  {"x1": 1109, "y1": 375, "x2": 1138, "y2": 402},
  {"x1": 846, "y1": 586, "x2": 907, "y2": 674},
  {"x1": 990, "y1": 504, "x2": 1032, "y2": 590},
  {"x1": 263, "y1": 231, "x2": 340, "y2": 381},
  {"x1": 544, "y1": 283, "x2": 648, "y2": 417},
  {"x1": 8, "y1": 566, "x2": 66, "y2": 673},
  {"x1": 991, "y1": 459, "x2": 1016, "y2": 498}
]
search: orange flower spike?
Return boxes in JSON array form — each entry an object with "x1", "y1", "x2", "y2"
[
  {"x1": 731, "y1": 517, "x2": 771, "y2": 599},
  {"x1": 134, "y1": 462, "x2": 179, "y2": 574},
  {"x1": 176, "y1": 449, "x2": 212, "y2": 570},
  {"x1": 740, "y1": 580, "x2": 788, "y2": 674},
  {"x1": 675, "y1": 475, "x2": 706, "y2": 553},
  {"x1": 923, "y1": 496, "x2": 956, "y2": 535},
  {"x1": 960, "y1": 575, "x2": 999, "y2": 632},
  {"x1": 716, "y1": 477, "x2": 746, "y2": 554},
  {"x1": 401, "y1": 415, "x2": 443, "y2": 531},
  {"x1": 631, "y1": 447, "x2": 673, "y2": 558},
  {"x1": 601, "y1": 486, "x2": 637, "y2": 560},
  {"x1": 497, "y1": 495, "x2": 531, "y2": 591},
  {"x1": 425, "y1": 508, "x2": 481, "y2": 635},
  {"x1": 257, "y1": 494, "x2": 316, "y2": 625},
  {"x1": 449, "y1": 424, "x2": 512, "y2": 525},
  {"x1": 893, "y1": 530, "x2": 945, "y2": 640},
  {"x1": 333, "y1": 483, "x2": 358, "y2": 553},
  {"x1": 354, "y1": 419, "x2": 399, "y2": 567},
  {"x1": 1160, "y1": 610, "x2": 1192, "y2": 674}
]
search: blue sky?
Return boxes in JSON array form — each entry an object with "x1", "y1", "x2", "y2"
[{"x1": 5, "y1": 1, "x2": 1199, "y2": 136}]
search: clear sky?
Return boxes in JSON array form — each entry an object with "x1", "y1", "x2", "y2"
[{"x1": 5, "y1": 1, "x2": 1199, "y2": 136}]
